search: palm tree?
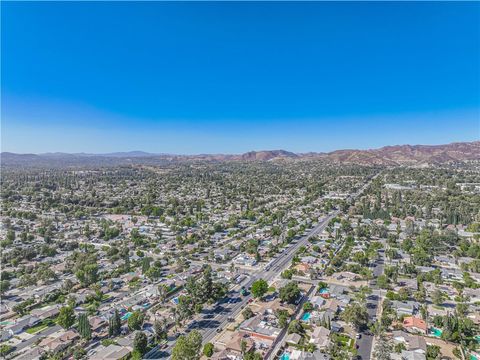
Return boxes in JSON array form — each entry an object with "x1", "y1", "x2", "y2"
[{"x1": 169, "y1": 307, "x2": 178, "y2": 333}]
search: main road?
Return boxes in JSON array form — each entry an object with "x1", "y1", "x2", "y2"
[
  {"x1": 146, "y1": 173, "x2": 379, "y2": 359},
  {"x1": 145, "y1": 212, "x2": 338, "y2": 359}
]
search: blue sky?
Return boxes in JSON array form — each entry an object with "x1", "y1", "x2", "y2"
[{"x1": 2, "y1": 2, "x2": 479, "y2": 154}]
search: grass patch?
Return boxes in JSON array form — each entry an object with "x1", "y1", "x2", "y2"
[
  {"x1": 26, "y1": 320, "x2": 53, "y2": 334},
  {"x1": 333, "y1": 333, "x2": 354, "y2": 350},
  {"x1": 101, "y1": 339, "x2": 118, "y2": 347}
]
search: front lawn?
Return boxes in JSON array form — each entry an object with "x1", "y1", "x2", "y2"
[
  {"x1": 333, "y1": 333, "x2": 354, "y2": 350},
  {"x1": 26, "y1": 320, "x2": 54, "y2": 334}
]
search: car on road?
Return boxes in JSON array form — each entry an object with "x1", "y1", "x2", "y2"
[
  {"x1": 216, "y1": 328, "x2": 222, "y2": 333},
  {"x1": 356, "y1": 333, "x2": 362, "y2": 339}
]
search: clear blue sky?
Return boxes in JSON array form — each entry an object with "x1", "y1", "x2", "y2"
[{"x1": 2, "y1": 1, "x2": 479, "y2": 154}]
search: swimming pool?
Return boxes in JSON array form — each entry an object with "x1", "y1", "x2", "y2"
[
  {"x1": 280, "y1": 352, "x2": 290, "y2": 360},
  {"x1": 121, "y1": 312, "x2": 133, "y2": 321},
  {"x1": 301, "y1": 312, "x2": 311, "y2": 321},
  {"x1": 319, "y1": 288, "x2": 329, "y2": 294},
  {"x1": 430, "y1": 327, "x2": 442, "y2": 337}
]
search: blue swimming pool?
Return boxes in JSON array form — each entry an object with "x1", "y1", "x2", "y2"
[
  {"x1": 280, "y1": 352, "x2": 290, "y2": 360},
  {"x1": 121, "y1": 312, "x2": 133, "y2": 321},
  {"x1": 319, "y1": 288, "x2": 329, "y2": 294},
  {"x1": 301, "y1": 312, "x2": 311, "y2": 321}
]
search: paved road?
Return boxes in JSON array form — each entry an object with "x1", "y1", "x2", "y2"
[
  {"x1": 356, "y1": 248, "x2": 385, "y2": 360},
  {"x1": 145, "y1": 213, "x2": 338, "y2": 359},
  {"x1": 146, "y1": 173, "x2": 380, "y2": 359}
]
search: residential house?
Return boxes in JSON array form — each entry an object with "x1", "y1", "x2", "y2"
[
  {"x1": 224, "y1": 332, "x2": 255, "y2": 355},
  {"x1": 3, "y1": 314, "x2": 41, "y2": 336},
  {"x1": 402, "y1": 317, "x2": 427, "y2": 334},
  {"x1": 39, "y1": 329, "x2": 80, "y2": 353},
  {"x1": 240, "y1": 314, "x2": 282, "y2": 341},
  {"x1": 392, "y1": 330, "x2": 427, "y2": 353},
  {"x1": 30, "y1": 304, "x2": 61, "y2": 321},
  {"x1": 392, "y1": 301, "x2": 419, "y2": 316},
  {"x1": 463, "y1": 288, "x2": 480, "y2": 303},
  {"x1": 309, "y1": 326, "x2": 331, "y2": 349},
  {"x1": 295, "y1": 263, "x2": 311, "y2": 273},
  {"x1": 90, "y1": 344, "x2": 132, "y2": 360},
  {"x1": 286, "y1": 333, "x2": 302, "y2": 345},
  {"x1": 400, "y1": 350, "x2": 426, "y2": 360}
]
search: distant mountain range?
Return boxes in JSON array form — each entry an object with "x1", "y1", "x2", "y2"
[{"x1": 1, "y1": 141, "x2": 479, "y2": 167}]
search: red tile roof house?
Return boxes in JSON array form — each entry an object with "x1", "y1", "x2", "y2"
[{"x1": 402, "y1": 316, "x2": 427, "y2": 334}]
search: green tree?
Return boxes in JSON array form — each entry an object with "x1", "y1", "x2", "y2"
[
  {"x1": 251, "y1": 279, "x2": 268, "y2": 298},
  {"x1": 75, "y1": 264, "x2": 99, "y2": 286},
  {"x1": 373, "y1": 335, "x2": 392, "y2": 360},
  {"x1": 203, "y1": 343, "x2": 214, "y2": 358},
  {"x1": 141, "y1": 257, "x2": 151, "y2": 274},
  {"x1": 109, "y1": 309, "x2": 121, "y2": 337},
  {"x1": 288, "y1": 320, "x2": 305, "y2": 335},
  {"x1": 72, "y1": 346, "x2": 86, "y2": 359},
  {"x1": 0, "y1": 280, "x2": 10, "y2": 295},
  {"x1": 0, "y1": 345, "x2": 13, "y2": 357},
  {"x1": 377, "y1": 275, "x2": 389, "y2": 289},
  {"x1": 243, "y1": 352, "x2": 263, "y2": 360},
  {"x1": 128, "y1": 311, "x2": 145, "y2": 331},
  {"x1": 281, "y1": 269, "x2": 294, "y2": 279},
  {"x1": 275, "y1": 309, "x2": 290, "y2": 328},
  {"x1": 134, "y1": 331, "x2": 148, "y2": 355},
  {"x1": 242, "y1": 307, "x2": 254, "y2": 320},
  {"x1": 171, "y1": 330, "x2": 202, "y2": 360},
  {"x1": 279, "y1": 282, "x2": 301, "y2": 304},
  {"x1": 303, "y1": 301, "x2": 314, "y2": 312},
  {"x1": 426, "y1": 345, "x2": 441, "y2": 360},
  {"x1": 341, "y1": 302, "x2": 369, "y2": 330},
  {"x1": 58, "y1": 306, "x2": 75, "y2": 329},
  {"x1": 77, "y1": 313, "x2": 92, "y2": 340},
  {"x1": 153, "y1": 318, "x2": 167, "y2": 342},
  {"x1": 431, "y1": 289, "x2": 445, "y2": 306}
]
